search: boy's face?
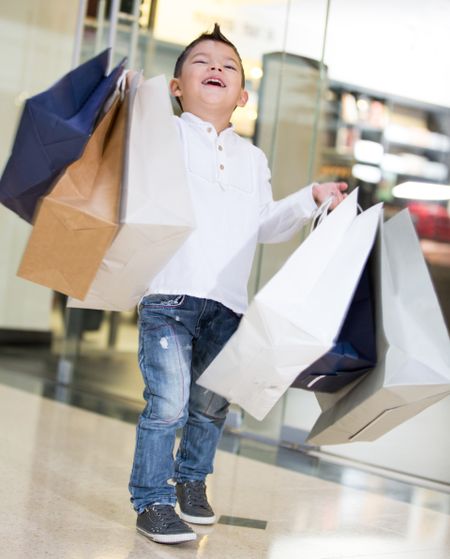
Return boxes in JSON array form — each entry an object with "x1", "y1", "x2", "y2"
[{"x1": 170, "y1": 40, "x2": 248, "y2": 118}]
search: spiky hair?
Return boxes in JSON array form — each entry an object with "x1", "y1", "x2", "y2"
[{"x1": 173, "y1": 22, "x2": 245, "y2": 87}]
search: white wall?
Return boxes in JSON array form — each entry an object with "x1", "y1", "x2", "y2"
[
  {"x1": 0, "y1": 208, "x2": 53, "y2": 332},
  {"x1": 0, "y1": 1, "x2": 79, "y2": 331},
  {"x1": 0, "y1": 1, "x2": 80, "y2": 157}
]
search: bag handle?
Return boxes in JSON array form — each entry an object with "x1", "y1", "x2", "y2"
[
  {"x1": 309, "y1": 191, "x2": 363, "y2": 234},
  {"x1": 309, "y1": 195, "x2": 334, "y2": 234},
  {"x1": 100, "y1": 68, "x2": 128, "y2": 115},
  {"x1": 116, "y1": 69, "x2": 130, "y2": 98}
]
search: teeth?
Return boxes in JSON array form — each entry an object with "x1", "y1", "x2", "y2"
[{"x1": 203, "y1": 78, "x2": 225, "y2": 87}]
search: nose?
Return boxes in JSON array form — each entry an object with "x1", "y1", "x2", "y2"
[{"x1": 210, "y1": 64, "x2": 223, "y2": 72}]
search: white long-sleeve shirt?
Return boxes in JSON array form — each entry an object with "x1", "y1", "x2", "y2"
[{"x1": 147, "y1": 112, "x2": 317, "y2": 314}]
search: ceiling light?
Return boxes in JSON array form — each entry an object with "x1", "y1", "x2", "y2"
[
  {"x1": 392, "y1": 181, "x2": 450, "y2": 201},
  {"x1": 250, "y1": 66, "x2": 263, "y2": 80},
  {"x1": 354, "y1": 140, "x2": 384, "y2": 164},
  {"x1": 352, "y1": 164, "x2": 381, "y2": 184}
]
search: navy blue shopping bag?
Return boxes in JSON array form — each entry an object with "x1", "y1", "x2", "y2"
[
  {"x1": 291, "y1": 257, "x2": 377, "y2": 393},
  {"x1": 0, "y1": 49, "x2": 125, "y2": 222}
]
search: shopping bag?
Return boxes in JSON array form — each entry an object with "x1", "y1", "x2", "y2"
[
  {"x1": 17, "y1": 88, "x2": 127, "y2": 300},
  {"x1": 307, "y1": 209, "x2": 450, "y2": 445},
  {"x1": 0, "y1": 49, "x2": 125, "y2": 222},
  {"x1": 68, "y1": 74, "x2": 195, "y2": 311},
  {"x1": 291, "y1": 257, "x2": 376, "y2": 392},
  {"x1": 197, "y1": 191, "x2": 383, "y2": 420}
]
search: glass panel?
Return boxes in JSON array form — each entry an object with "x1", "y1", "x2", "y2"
[
  {"x1": 241, "y1": 0, "x2": 331, "y2": 442},
  {"x1": 320, "y1": 0, "x2": 450, "y2": 214},
  {"x1": 281, "y1": 0, "x2": 450, "y2": 450}
]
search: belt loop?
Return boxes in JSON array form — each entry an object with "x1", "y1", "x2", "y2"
[{"x1": 137, "y1": 293, "x2": 146, "y2": 316}]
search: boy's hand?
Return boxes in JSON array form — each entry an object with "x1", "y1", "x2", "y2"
[{"x1": 312, "y1": 182, "x2": 348, "y2": 210}]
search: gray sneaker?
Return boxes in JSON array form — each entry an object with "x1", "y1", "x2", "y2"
[
  {"x1": 176, "y1": 480, "x2": 216, "y2": 525},
  {"x1": 136, "y1": 504, "x2": 197, "y2": 544}
]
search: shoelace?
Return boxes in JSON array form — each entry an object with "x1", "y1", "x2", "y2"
[
  {"x1": 184, "y1": 482, "x2": 209, "y2": 509},
  {"x1": 150, "y1": 505, "x2": 185, "y2": 528}
]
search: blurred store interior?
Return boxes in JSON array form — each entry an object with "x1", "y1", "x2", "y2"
[{"x1": 0, "y1": 0, "x2": 449, "y2": 492}]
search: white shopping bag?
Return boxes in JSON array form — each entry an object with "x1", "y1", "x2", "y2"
[
  {"x1": 69, "y1": 74, "x2": 195, "y2": 311},
  {"x1": 197, "y1": 190, "x2": 383, "y2": 420},
  {"x1": 307, "y1": 209, "x2": 450, "y2": 445}
]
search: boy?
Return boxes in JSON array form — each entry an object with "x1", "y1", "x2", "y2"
[{"x1": 129, "y1": 24, "x2": 347, "y2": 545}]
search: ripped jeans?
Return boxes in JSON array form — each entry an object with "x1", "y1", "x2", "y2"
[{"x1": 129, "y1": 294, "x2": 242, "y2": 513}]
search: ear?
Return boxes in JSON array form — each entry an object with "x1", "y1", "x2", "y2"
[
  {"x1": 236, "y1": 89, "x2": 249, "y2": 108},
  {"x1": 169, "y1": 78, "x2": 182, "y2": 98}
]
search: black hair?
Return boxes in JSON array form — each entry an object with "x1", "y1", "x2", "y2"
[{"x1": 173, "y1": 23, "x2": 246, "y2": 109}]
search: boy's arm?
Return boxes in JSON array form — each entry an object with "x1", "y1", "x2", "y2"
[
  {"x1": 257, "y1": 152, "x2": 348, "y2": 244},
  {"x1": 258, "y1": 181, "x2": 317, "y2": 244}
]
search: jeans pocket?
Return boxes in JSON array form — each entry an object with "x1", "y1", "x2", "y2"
[{"x1": 140, "y1": 294, "x2": 186, "y2": 310}]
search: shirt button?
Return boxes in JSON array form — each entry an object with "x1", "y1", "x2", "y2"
[
  {"x1": 219, "y1": 164, "x2": 224, "y2": 170},
  {"x1": 207, "y1": 127, "x2": 212, "y2": 133},
  {"x1": 218, "y1": 145, "x2": 223, "y2": 151}
]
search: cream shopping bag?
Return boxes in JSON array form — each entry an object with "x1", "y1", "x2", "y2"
[
  {"x1": 69, "y1": 74, "x2": 195, "y2": 311},
  {"x1": 197, "y1": 190, "x2": 382, "y2": 420},
  {"x1": 307, "y1": 209, "x2": 450, "y2": 444}
]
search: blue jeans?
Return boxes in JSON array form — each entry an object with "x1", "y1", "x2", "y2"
[{"x1": 129, "y1": 294, "x2": 242, "y2": 513}]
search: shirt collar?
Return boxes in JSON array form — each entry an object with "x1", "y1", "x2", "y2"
[{"x1": 181, "y1": 112, "x2": 235, "y2": 137}]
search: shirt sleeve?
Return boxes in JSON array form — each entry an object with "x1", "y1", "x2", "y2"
[{"x1": 257, "y1": 150, "x2": 318, "y2": 244}]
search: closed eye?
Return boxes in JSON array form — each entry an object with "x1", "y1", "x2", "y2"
[{"x1": 225, "y1": 65, "x2": 237, "y2": 70}]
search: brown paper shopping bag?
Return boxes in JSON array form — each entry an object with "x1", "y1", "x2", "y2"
[{"x1": 17, "y1": 91, "x2": 127, "y2": 299}]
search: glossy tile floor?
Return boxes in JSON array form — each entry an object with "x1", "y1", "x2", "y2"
[{"x1": 1, "y1": 380, "x2": 449, "y2": 559}]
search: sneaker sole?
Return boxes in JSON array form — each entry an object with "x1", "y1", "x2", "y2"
[
  {"x1": 179, "y1": 511, "x2": 216, "y2": 525},
  {"x1": 137, "y1": 526, "x2": 197, "y2": 544}
]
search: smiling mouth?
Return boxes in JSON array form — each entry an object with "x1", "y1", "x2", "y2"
[{"x1": 202, "y1": 78, "x2": 226, "y2": 88}]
